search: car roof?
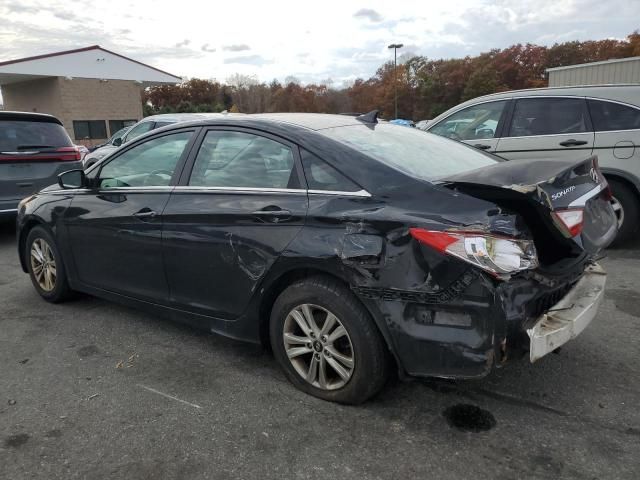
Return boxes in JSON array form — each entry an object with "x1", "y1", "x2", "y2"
[
  {"x1": 247, "y1": 113, "x2": 365, "y2": 130},
  {"x1": 461, "y1": 84, "x2": 640, "y2": 105},
  {"x1": 0, "y1": 111, "x2": 63, "y2": 125},
  {"x1": 428, "y1": 84, "x2": 640, "y2": 126},
  {"x1": 140, "y1": 112, "x2": 235, "y2": 123}
]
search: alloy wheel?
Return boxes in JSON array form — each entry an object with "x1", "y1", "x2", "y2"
[
  {"x1": 611, "y1": 196, "x2": 624, "y2": 229},
  {"x1": 30, "y1": 238, "x2": 57, "y2": 292},
  {"x1": 283, "y1": 304, "x2": 355, "y2": 390}
]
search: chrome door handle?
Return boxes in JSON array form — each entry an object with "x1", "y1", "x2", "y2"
[
  {"x1": 251, "y1": 209, "x2": 291, "y2": 216},
  {"x1": 133, "y1": 209, "x2": 157, "y2": 220}
]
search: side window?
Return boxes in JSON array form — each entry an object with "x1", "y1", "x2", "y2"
[
  {"x1": 588, "y1": 99, "x2": 640, "y2": 131},
  {"x1": 189, "y1": 130, "x2": 297, "y2": 189},
  {"x1": 300, "y1": 149, "x2": 361, "y2": 192},
  {"x1": 99, "y1": 131, "x2": 192, "y2": 188},
  {"x1": 508, "y1": 98, "x2": 588, "y2": 137},
  {"x1": 124, "y1": 122, "x2": 154, "y2": 143},
  {"x1": 429, "y1": 101, "x2": 507, "y2": 140}
]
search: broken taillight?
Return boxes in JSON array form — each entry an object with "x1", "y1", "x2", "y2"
[
  {"x1": 409, "y1": 228, "x2": 538, "y2": 278},
  {"x1": 552, "y1": 209, "x2": 584, "y2": 238}
]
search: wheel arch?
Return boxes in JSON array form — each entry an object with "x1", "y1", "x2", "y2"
[
  {"x1": 601, "y1": 168, "x2": 640, "y2": 199},
  {"x1": 256, "y1": 266, "x2": 402, "y2": 375},
  {"x1": 18, "y1": 217, "x2": 48, "y2": 273}
]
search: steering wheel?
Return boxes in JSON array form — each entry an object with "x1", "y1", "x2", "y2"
[{"x1": 143, "y1": 169, "x2": 173, "y2": 186}]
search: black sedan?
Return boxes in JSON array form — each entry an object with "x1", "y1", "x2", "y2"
[{"x1": 17, "y1": 112, "x2": 617, "y2": 404}]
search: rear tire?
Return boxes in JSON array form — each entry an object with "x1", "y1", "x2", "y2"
[
  {"x1": 25, "y1": 226, "x2": 73, "y2": 303},
  {"x1": 269, "y1": 276, "x2": 389, "y2": 404},
  {"x1": 608, "y1": 179, "x2": 639, "y2": 247}
]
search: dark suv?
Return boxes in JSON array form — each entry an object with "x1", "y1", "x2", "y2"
[{"x1": 0, "y1": 111, "x2": 82, "y2": 218}]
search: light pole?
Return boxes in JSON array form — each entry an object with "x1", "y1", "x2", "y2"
[{"x1": 387, "y1": 43, "x2": 403, "y2": 119}]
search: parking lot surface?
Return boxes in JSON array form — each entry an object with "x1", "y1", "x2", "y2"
[{"x1": 1, "y1": 220, "x2": 639, "y2": 479}]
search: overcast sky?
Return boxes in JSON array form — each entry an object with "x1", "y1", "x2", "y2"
[{"x1": 1, "y1": 0, "x2": 638, "y2": 87}]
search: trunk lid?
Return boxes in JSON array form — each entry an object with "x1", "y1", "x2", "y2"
[{"x1": 440, "y1": 155, "x2": 617, "y2": 263}]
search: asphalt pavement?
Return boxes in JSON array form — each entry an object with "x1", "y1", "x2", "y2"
[{"x1": 1, "y1": 220, "x2": 639, "y2": 479}]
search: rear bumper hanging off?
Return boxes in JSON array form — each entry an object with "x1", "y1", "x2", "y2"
[{"x1": 527, "y1": 263, "x2": 606, "y2": 362}]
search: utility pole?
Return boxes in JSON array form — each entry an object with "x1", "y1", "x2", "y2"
[{"x1": 387, "y1": 43, "x2": 403, "y2": 119}]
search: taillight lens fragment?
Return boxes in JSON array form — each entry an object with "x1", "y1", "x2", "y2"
[
  {"x1": 409, "y1": 228, "x2": 538, "y2": 278},
  {"x1": 552, "y1": 209, "x2": 584, "y2": 237}
]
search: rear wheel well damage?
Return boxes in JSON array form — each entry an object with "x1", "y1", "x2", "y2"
[{"x1": 256, "y1": 268, "x2": 401, "y2": 375}]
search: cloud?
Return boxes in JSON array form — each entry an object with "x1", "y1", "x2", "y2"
[
  {"x1": 2, "y1": 1, "x2": 32, "y2": 13},
  {"x1": 223, "y1": 44, "x2": 250, "y2": 52},
  {"x1": 353, "y1": 8, "x2": 383, "y2": 22},
  {"x1": 1, "y1": 0, "x2": 638, "y2": 87},
  {"x1": 223, "y1": 54, "x2": 271, "y2": 66},
  {"x1": 174, "y1": 39, "x2": 191, "y2": 48}
]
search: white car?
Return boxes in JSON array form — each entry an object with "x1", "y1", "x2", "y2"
[
  {"x1": 425, "y1": 85, "x2": 640, "y2": 245},
  {"x1": 83, "y1": 113, "x2": 225, "y2": 168}
]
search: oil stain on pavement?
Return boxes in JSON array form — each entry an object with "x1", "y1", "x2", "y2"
[
  {"x1": 606, "y1": 289, "x2": 640, "y2": 318},
  {"x1": 443, "y1": 404, "x2": 497, "y2": 432},
  {"x1": 4, "y1": 433, "x2": 30, "y2": 448}
]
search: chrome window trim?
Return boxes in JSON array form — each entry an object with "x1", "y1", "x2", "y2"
[
  {"x1": 0, "y1": 208, "x2": 18, "y2": 213},
  {"x1": 42, "y1": 188, "x2": 91, "y2": 194},
  {"x1": 174, "y1": 186, "x2": 371, "y2": 197},
  {"x1": 174, "y1": 186, "x2": 306, "y2": 194},
  {"x1": 43, "y1": 186, "x2": 372, "y2": 197},
  {"x1": 98, "y1": 187, "x2": 173, "y2": 194},
  {"x1": 308, "y1": 189, "x2": 371, "y2": 197}
]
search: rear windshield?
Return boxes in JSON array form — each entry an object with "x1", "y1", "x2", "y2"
[
  {"x1": 320, "y1": 123, "x2": 500, "y2": 180},
  {"x1": 0, "y1": 120, "x2": 72, "y2": 152}
]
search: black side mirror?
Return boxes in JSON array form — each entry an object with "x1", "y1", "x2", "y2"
[
  {"x1": 58, "y1": 169, "x2": 86, "y2": 189},
  {"x1": 112, "y1": 137, "x2": 123, "y2": 147}
]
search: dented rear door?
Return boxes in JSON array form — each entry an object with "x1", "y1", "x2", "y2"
[{"x1": 161, "y1": 128, "x2": 308, "y2": 319}]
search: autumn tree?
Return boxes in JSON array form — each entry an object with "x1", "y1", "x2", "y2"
[{"x1": 142, "y1": 31, "x2": 640, "y2": 120}]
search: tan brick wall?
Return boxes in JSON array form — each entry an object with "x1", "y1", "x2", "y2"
[
  {"x1": 1, "y1": 77, "x2": 143, "y2": 146},
  {"x1": 57, "y1": 78, "x2": 143, "y2": 146},
  {"x1": 1, "y1": 77, "x2": 64, "y2": 118}
]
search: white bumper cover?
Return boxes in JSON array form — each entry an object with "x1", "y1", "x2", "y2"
[{"x1": 527, "y1": 263, "x2": 606, "y2": 362}]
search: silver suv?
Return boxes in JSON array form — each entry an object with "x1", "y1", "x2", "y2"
[{"x1": 425, "y1": 85, "x2": 640, "y2": 245}]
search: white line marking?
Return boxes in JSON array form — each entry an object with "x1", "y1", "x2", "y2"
[{"x1": 136, "y1": 384, "x2": 202, "y2": 409}]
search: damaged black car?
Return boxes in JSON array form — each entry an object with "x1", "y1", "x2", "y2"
[{"x1": 16, "y1": 112, "x2": 617, "y2": 404}]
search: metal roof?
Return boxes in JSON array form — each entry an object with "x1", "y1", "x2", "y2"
[
  {"x1": 546, "y1": 56, "x2": 640, "y2": 72},
  {"x1": 0, "y1": 45, "x2": 181, "y2": 86}
]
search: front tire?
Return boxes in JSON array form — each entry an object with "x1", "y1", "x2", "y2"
[
  {"x1": 608, "y1": 179, "x2": 639, "y2": 247},
  {"x1": 270, "y1": 276, "x2": 389, "y2": 404},
  {"x1": 25, "y1": 226, "x2": 73, "y2": 302}
]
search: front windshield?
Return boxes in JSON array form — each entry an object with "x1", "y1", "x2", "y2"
[{"x1": 320, "y1": 123, "x2": 499, "y2": 180}]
